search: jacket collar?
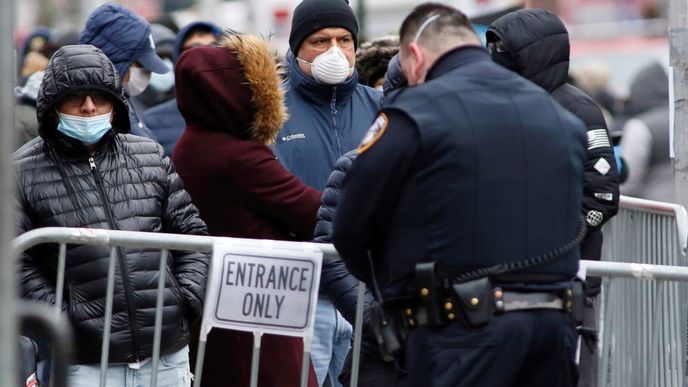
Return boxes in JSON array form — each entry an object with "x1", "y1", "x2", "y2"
[
  {"x1": 426, "y1": 46, "x2": 492, "y2": 82},
  {"x1": 286, "y1": 50, "x2": 358, "y2": 104},
  {"x1": 47, "y1": 129, "x2": 117, "y2": 162}
]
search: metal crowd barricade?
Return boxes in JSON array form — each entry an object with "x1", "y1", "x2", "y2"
[
  {"x1": 11, "y1": 210, "x2": 688, "y2": 387},
  {"x1": 596, "y1": 195, "x2": 688, "y2": 387},
  {"x1": 11, "y1": 228, "x2": 346, "y2": 387}
]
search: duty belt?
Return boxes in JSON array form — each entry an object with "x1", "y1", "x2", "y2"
[
  {"x1": 400, "y1": 284, "x2": 577, "y2": 330},
  {"x1": 369, "y1": 263, "x2": 586, "y2": 362}
]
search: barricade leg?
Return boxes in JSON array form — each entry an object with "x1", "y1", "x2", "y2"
[
  {"x1": 150, "y1": 250, "x2": 169, "y2": 387},
  {"x1": 192, "y1": 339, "x2": 207, "y2": 387},
  {"x1": 596, "y1": 278, "x2": 609, "y2": 387},
  {"x1": 54, "y1": 244, "x2": 67, "y2": 318},
  {"x1": 250, "y1": 331, "x2": 262, "y2": 387},
  {"x1": 99, "y1": 247, "x2": 118, "y2": 387},
  {"x1": 349, "y1": 281, "x2": 366, "y2": 387},
  {"x1": 647, "y1": 281, "x2": 662, "y2": 387},
  {"x1": 301, "y1": 337, "x2": 311, "y2": 387},
  {"x1": 49, "y1": 243, "x2": 67, "y2": 387}
]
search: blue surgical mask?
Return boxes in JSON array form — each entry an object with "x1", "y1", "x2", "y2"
[
  {"x1": 148, "y1": 58, "x2": 175, "y2": 93},
  {"x1": 56, "y1": 111, "x2": 112, "y2": 145}
]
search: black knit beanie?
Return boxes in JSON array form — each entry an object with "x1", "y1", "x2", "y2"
[{"x1": 289, "y1": 0, "x2": 359, "y2": 55}]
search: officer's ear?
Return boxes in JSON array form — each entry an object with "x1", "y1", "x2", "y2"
[{"x1": 406, "y1": 42, "x2": 427, "y2": 85}]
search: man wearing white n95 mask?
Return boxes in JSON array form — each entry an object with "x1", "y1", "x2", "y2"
[
  {"x1": 273, "y1": 1, "x2": 381, "y2": 386},
  {"x1": 275, "y1": 0, "x2": 381, "y2": 192}
]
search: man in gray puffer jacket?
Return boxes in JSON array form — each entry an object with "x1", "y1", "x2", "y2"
[{"x1": 14, "y1": 44, "x2": 208, "y2": 386}]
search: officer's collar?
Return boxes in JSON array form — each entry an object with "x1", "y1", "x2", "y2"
[
  {"x1": 286, "y1": 50, "x2": 358, "y2": 104},
  {"x1": 425, "y1": 45, "x2": 491, "y2": 82}
]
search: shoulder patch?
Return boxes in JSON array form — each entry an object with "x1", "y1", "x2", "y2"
[{"x1": 358, "y1": 113, "x2": 389, "y2": 154}]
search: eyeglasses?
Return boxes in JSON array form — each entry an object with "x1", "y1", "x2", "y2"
[
  {"x1": 61, "y1": 90, "x2": 112, "y2": 107},
  {"x1": 487, "y1": 40, "x2": 508, "y2": 54}
]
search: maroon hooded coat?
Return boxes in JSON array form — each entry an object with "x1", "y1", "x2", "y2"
[{"x1": 173, "y1": 35, "x2": 320, "y2": 387}]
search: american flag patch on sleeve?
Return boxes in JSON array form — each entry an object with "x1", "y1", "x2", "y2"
[{"x1": 587, "y1": 129, "x2": 611, "y2": 150}]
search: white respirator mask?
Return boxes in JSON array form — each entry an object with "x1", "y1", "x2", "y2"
[
  {"x1": 298, "y1": 46, "x2": 353, "y2": 85},
  {"x1": 123, "y1": 67, "x2": 152, "y2": 97}
]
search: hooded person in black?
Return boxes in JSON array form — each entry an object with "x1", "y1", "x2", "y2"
[
  {"x1": 14, "y1": 44, "x2": 208, "y2": 384},
  {"x1": 488, "y1": 9, "x2": 620, "y2": 387}
]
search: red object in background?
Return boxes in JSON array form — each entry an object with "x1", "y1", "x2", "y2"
[
  {"x1": 274, "y1": 9, "x2": 289, "y2": 21},
  {"x1": 273, "y1": 8, "x2": 291, "y2": 37}
]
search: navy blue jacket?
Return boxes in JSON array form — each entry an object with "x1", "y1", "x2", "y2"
[
  {"x1": 273, "y1": 51, "x2": 381, "y2": 191},
  {"x1": 313, "y1": 150, "x2": 373, "y2": 325},
  {"x1": 142, "y1": 98, "x2": 186, "y2": 156},
  {"x1": 333, "y1": 47, "x2": 586, "y2": 297},
  {"x1": 127, "y1": 98, "x2": 158, "y2": 140}
]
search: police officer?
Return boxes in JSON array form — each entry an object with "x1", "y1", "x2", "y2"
[{"x1": 332, "y1": 3, "x2": 587, "y2": 387}]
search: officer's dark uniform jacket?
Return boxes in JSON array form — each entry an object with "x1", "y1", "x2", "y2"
[
  {"x1": 487, "y1": 9, "x2": 620, "y2": 279},
  {"x1": 14, "y1": 45, "x2": 208, "y2": 364},
  {"x1": 333, "y1": 46, "x2": 587, "y2": 297}
]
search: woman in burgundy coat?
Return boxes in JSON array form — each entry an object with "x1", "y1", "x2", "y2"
[{"x1": 173, "y1": 33, "x2": 321, "y2": 387}]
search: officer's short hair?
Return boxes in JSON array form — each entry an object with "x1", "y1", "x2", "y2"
[{"x1": 399, "y1": 2, "x2": 477, "y2": 53}]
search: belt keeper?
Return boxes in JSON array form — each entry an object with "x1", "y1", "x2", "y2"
[
  {"x1": 494, "y1": 287, "x2": 505, "y2": 313},
  {"x1": 415, "y1": 262, "x2": 444, "y2": 326}
]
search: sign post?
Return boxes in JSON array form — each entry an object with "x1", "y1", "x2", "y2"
[{"x1": 193, "y1": 238, "x2": 323, "y2": 387}]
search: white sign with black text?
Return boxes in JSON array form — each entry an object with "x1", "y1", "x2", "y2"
[{"x1": 200, "y1": 239, "x2": 323, "y2": 339}]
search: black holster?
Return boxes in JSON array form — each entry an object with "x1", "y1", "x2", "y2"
[{"x1": 370, "y1": 296, "x2": 415, "y2": 362}]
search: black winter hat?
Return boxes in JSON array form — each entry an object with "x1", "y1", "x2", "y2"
[{"x1": 289, "y1": 0, "x2": 359, "y2": 55}]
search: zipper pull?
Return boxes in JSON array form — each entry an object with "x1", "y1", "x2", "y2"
[{"x1": 88, "y1": 157, "x2": 96, "y2": 170}]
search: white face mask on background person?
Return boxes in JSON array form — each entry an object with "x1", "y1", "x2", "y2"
[
  {"x1": 123, "y1": 67, "x2": 152, "y2": 97},
  {"x1": 148, "y1": 58, "x2": 175, "y2": 93},
  {"x1": 298, "y1": 46, "x2": 353, "y2": 85}
]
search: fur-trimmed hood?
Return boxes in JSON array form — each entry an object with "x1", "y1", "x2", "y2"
[{"x1": 175, "y1": 32, "x2": 287, "y2": 144}]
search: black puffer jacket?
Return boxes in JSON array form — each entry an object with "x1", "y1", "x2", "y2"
[
  {"x1": 14, "y1": 45, "x2": 209, "y2": 364},
  {"x1": 487, "y1": 10, "x2": 620, "y2": 274}
]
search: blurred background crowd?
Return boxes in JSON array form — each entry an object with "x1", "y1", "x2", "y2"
[{"x1": 14, "y1": 0, "x2": 673, "y2": 202}]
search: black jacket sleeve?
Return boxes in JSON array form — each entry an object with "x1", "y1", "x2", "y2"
[
  {"x1": 161, "y1": 151, "x2": 209, "y2": 322},
  {"x1": 568, "y1": 94, "x2": 620, "y2": 233},
  {"x1": 333, "y1": 110, "x2": 421, "y2": 283}
]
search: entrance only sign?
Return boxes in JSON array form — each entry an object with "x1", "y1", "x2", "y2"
[{"x1": 199, "y1": 238, "x2": 323, "y2": 339}]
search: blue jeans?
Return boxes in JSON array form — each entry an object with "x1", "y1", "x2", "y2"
[
  {"x1": 311, "y1": 296, "x2": 352, "y2": 387},
  {"x1": 67, "y1": 346, "x2": 192, "y2": 387}
]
